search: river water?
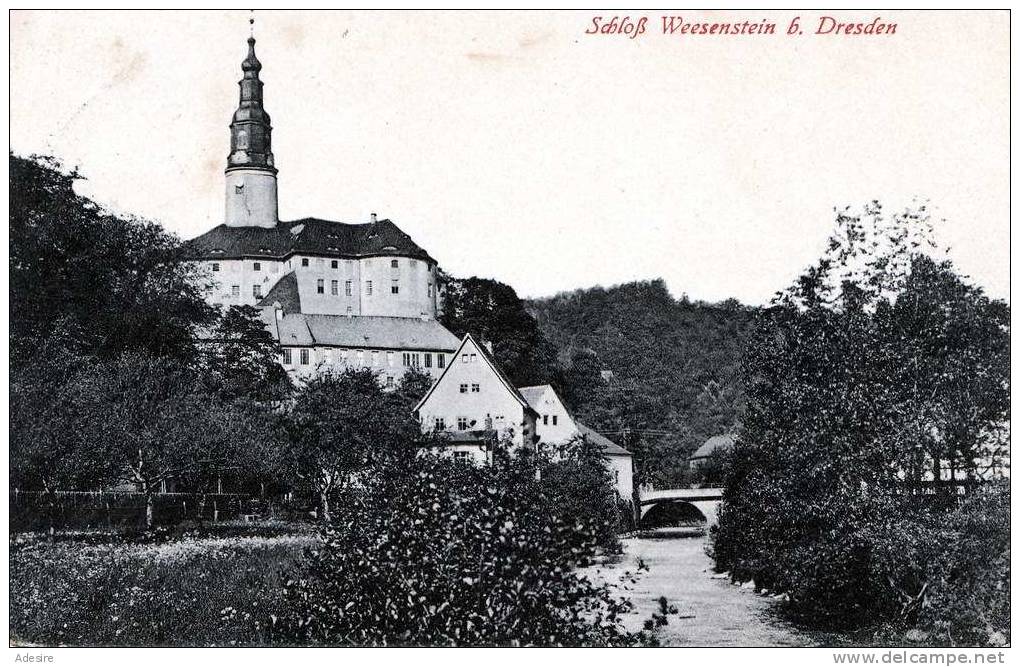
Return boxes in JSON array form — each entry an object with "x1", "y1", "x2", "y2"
[{"x1": 592, "y1": 533, "x2": 828, "y2": 647}]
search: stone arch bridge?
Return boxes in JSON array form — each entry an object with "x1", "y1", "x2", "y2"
[{"x1": 639, "y1": 487, "x2": 724, "y2": 527}]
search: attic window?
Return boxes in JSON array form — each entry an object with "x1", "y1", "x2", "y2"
[
  {"x1": 290, "y1": 224, "x2": 305, "y2": 235},
  {"x1": 383, "y1": 246, "x2": 397, "y2": 252},
  {"x1": 211, "y1": 248, "x2": 225, "y2": 254},
  {"x1": 328, "y1": 246, "x2": 339, "y2": 251},
  {"x1": 259, "y1": 247, "x2": 271, "y2": 254}
]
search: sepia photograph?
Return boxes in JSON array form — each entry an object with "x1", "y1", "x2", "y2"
[{"x1": 7, "y1": 8, "x2": 1011, "y2": 656}]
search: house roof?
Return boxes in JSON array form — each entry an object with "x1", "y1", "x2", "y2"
[
  {"x1": 413, "y1": 333, "x2": 537, "y2": 416},
  {"x1": 272, "y1": 313, "x2": 460, "y2": 351},
  {"x1": 691, "y1": 434, "x2": 736, "y2": 460},
  {"x1": 518, "y1": 385, "x2": 552, "y2": 410},
  {"x1": 185, "y1": 218, "x2": 435, "y2": 263},
  {"x1": 576, "y1": 422, "x2": 632, "y2": 457}
]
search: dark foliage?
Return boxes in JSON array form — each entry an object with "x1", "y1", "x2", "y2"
[
  {"x1": 527, "y1": 279, "x2": 757, "y2": 487},
  {"x1": 274, "y1": 450, "x2": 651, "y2": 646},
  {"x1": 10, "y1": 153, "x2": 215, "y2": 367},
  {"x1": 540, "y1": 434, "x2": 623, "y2": 553},
  {"x1": 713, "y1": 203, "x2": 1010, "y2": 644},
  {"x1": 440, "y1": 274, "x2": 563, "y2": 388},
  {"x1": 280, "y1": 368, "x2": 422, "y2": 521},
  {"x1": 204, "y1": 305, "x2": 291, "y2": 401}
]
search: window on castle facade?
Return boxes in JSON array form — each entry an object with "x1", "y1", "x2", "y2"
[
  {"x1": 253, "y1": 284, "x2": 262, "y2": 299},
  {"x1": 457, "y1": 417, "x2": 470, "y2": 431},
  {"x1": 424, "y1": 353, "x2": 432, "y2": 368},
  {"x1": 253, "y1": 262, "x2": 261, "y2": 271},
  {"x1": 300, "y1": 349, "x2": 310, "y2": 365},
  {"x1": 212, "y1": 263, "x2": 220, "y2": 272},
  {"x1": 385, "y1": 376, "x2": 394, "y2": 388},
  {"x1": 331, "y1": 280, "x2": 338, "y2": 296},
  {"x1": 403, "y1": 352, "x2": 421, "y2": 367},
  {"x1": 427, "y1": 282, "x2": 433, "y2": 297},
  {"x1": 372, "y1": 351, "x2": 380, "y2": 366},
  {"x1": 366, "y1": 281, "x2": 373, "y2": 295},
  {"x1": 317, "y1": 279, "x2": 324, "y2": 294},
  {"x1": 460, "y1": 384, "x2": 468, "y2": 394},
  {"x1": 471, "y1": 384, "x2": 480, "y2": 393},
  {"x1": 345, "y1": 280, "x2": 352, "y2": 296},
  {"x1": 231, "y1": 285, "x2": 240, "y2": 297},
  {"x1": 391, "y1": 259, "x2": 399, "y2": 268},
  {"x1": 543, "y1": 415, "x2": 549, "y2": 425},
  {"x1": 282, "y1": 349, "x2": 292, "y2": 365},
  {"x1": 331, "y1": 260, "x2": 338, "y2": 269},
  {"x1": 454, "y1": 451, "x2": 470, "y2": 461},
  {"x1": 553, "y1": 416, "x2": 558, "y2": 425},
  {"x1": 391, "y1": 280, "x2": 399, "y2": 295},
  {"x1": 301, "y1": 258, "x2": 309, "y2": 267},
  {"x1": 437, "y1": 354, "x2": 446, "y2": 369},
  {"x1": 434, "y1": 417, "x2": 446, "y2": 430}
]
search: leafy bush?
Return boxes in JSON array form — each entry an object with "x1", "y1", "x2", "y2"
[
  {"x1": 274, "y1": 452, "x2": 648, "y2": 646},
  {"x1": 540, "y1": 434, "x2": 623, "y2": 553},
  {"x1": 713, "y1": 204, "x2": 1010, "y2": 645}
]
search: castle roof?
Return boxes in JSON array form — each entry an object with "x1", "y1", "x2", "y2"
[
  {"x1": 271, "y1": 313, "x2": 459, "y2": 351},
  {"x1": 185, "y1": 218, "x2": 435, "y2": 263},
  {"x1": 257, "y1": 271, "x2": 302, "y2": 312}
]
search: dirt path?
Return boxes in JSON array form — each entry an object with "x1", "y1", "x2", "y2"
[{"x1": 593, "y1": 535, "x2": 828, "y2": 647}]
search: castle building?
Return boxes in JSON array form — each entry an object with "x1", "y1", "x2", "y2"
[{"x1": 186, "y1": 35, "x2": 459, "y2": 383}]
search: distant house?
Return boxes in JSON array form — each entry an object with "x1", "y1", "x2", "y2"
[
  {"x1": 415, "y1": 335, "x2": 633, "y2": 501},
  {"x1": 689, "y1": 434, "x2": 735, "y2": 470}
]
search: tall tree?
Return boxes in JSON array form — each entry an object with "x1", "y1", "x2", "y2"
[
  {"x1": 713, "y1": 202, "x2": 1010, "y2": 630},
  {"x1": 440, "y1": 275, "x2": 563, "y2": 388},
  {"x1": 10, "y1": 154, "x2": 214, "y2": 366},
  {"x1": 83, "y1": 353, "x2": 248, "y2": 528},
  {"x1": 205, "y1": 305, "x2": 291, "y2": 400},
  {"x1": 282, "y1": 368, "x2": 421, "y2": 520}
]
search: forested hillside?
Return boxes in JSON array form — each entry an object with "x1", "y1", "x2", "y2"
[{"x1": 526, "y1": 280, "x2": 757, "y2": 487}]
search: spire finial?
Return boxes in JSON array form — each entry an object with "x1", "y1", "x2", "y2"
[{"x1": 249, "y1": 10, "x2": 255, "y2": 38}]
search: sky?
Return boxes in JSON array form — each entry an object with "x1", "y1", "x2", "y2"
[{"x1": 9, "y1": 10, "x2": 1010, "y2": 304}]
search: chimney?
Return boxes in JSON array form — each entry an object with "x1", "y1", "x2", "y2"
[
  {"x1": 370, "y1": 212, "x2": 377, "y2": 223},
  {"x1": 273, "y1": 301, "x2": 284, "y2": 320}
]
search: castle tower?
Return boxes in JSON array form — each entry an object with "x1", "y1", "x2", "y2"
[{"x1": 224, "y1": 34, "x2": 278, "y2": 228}]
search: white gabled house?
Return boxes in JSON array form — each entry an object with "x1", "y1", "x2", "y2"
[
  {"x1": 415, "y1": 334, "x2": 634, "y2": 502},
  {"x1": 413, "y1": 333, "x2": 539, "y2": 464}
]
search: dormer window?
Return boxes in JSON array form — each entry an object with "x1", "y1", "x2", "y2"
[{"x1": 211, "y1": 248, "x2": 225, "y2": 254}]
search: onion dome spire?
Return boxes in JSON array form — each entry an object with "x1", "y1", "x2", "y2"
[{"x1": 226, "y1": 23, "x2": 275, "y2": 173}]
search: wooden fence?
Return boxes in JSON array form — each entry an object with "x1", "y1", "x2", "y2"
[{"x1": 9, "y1": 489, "x2": 305, "y2": 531}]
